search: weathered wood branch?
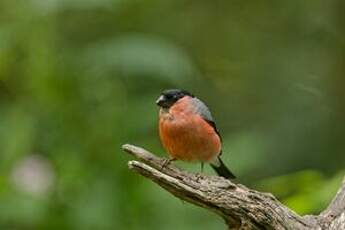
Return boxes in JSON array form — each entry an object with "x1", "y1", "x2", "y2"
[{"x1": 122, "y1": 144, "x2": 345, "y2": 230}]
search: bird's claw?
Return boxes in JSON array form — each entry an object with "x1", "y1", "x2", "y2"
[
  {"x1": 161, "y1": 158, "x2": 176, "y2": 170},
  {"x1": 195, "y1": 172, "x2": 205, "y2": 182}
]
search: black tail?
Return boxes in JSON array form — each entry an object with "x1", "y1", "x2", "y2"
[{"x1": 210, "y1": 157, "x2": 236, "y2": 179}]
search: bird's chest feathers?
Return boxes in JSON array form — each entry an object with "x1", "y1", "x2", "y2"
[
  {"x1": 159, "y1": 110, "x2": 192, "y2": 136},
  {"x1": 159, "y1": 98, "x2": 204, "y2": 143}
]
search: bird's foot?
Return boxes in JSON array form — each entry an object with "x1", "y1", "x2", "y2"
[
  {"x1": 194, "y1": 162, "x2": 205, "y2": 182},
  {"x1": 161, "y1": 158, "x2": 176, "y2": 170},
  {"x1": 195, "y1": 172, "x2": 205, "y2": 182}
]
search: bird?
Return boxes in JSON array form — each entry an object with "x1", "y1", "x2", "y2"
[{"x1": 156, "y1": 89, "x2": 236, "y2": 179}]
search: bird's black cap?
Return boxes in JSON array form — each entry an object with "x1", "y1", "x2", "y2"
[{"x1": 156, "y1": 89, "x2": 193, "y2": 108}]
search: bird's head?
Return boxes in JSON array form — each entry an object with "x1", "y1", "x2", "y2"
[{"x1": 156, "y1": 89, "x2": 193, "y2": 108}]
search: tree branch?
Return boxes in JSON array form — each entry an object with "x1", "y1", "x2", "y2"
[
  {"x1": 122, "y1": 144, "x2": 344, "y2": 230},
  {"x1": 320, "y1": 176, "x2": 345, "y2": 229}
]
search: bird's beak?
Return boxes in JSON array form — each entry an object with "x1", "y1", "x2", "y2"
[{"x1": 156, "y1": 95, "x2": 166, "y2": 106}]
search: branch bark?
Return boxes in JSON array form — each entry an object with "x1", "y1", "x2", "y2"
[{"x1": 122, "y1": 144, "x2": 345, "y2": 230}]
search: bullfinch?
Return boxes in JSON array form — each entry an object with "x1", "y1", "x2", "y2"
[{"x1": 156, "y1": 89, "x2": 236, "y2": 179}]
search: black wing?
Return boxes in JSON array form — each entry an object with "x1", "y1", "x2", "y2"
[{"x1": 204, "y1": 119, "x2": 222, "y2": 142}]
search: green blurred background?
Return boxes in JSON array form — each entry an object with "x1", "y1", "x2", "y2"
[{"x1": 0, "y1": 0, "x2": 344, "y2": 229}]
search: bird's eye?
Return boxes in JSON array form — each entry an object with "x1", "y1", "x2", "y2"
[{"x1": 174, "y1": 93, "x2": 182, "y2": 99}]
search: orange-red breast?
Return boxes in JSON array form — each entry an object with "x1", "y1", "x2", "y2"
[{"x1": 156, "y1": 89, "x2": 236, "y2": 179}]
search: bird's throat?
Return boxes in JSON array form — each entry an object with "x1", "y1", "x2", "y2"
[{"x1": 159, "y1": 108, "x2": 174, "y2": 120}]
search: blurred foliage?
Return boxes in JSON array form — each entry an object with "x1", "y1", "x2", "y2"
[{"x1": 0, "y1": 0, "x2": 344, "y2": 229}]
